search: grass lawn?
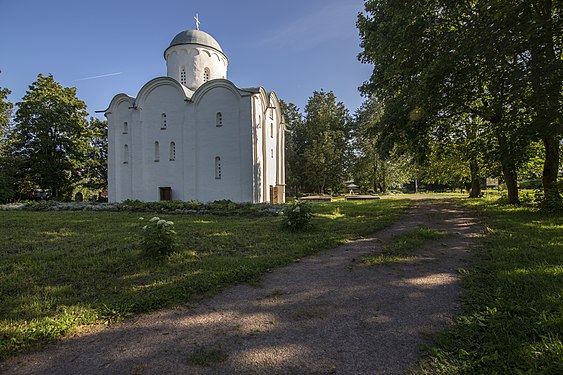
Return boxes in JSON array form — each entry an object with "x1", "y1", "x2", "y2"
[
  {"x1": 362, "y1": 225, "x2": 450, "y2": 265},
  {"x1": 420, "y1": 199, "x2": 563, "y2": 374},
  {"x1": 0, "y1": 199, "x2": 409, "y2": 358}
]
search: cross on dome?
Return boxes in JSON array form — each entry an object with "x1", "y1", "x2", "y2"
[{"x1": 194, "y1": 13, "x2": 200, "y2": 30}]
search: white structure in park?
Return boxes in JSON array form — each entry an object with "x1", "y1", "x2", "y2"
[{"x1": 105, "y1": 24, "x2": 285, "y2": 203}]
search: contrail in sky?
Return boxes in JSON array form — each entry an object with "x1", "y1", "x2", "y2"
[{"x1": 73, "y1": 72, "x2": 123, "y2": 82}]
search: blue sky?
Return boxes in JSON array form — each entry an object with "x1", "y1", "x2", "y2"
[{"x1": 0, "y1": 0, "x2": 372, "y2": 119}]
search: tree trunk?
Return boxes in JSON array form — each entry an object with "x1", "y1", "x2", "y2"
[
  {"x1": 528, "y1": 1, "x2": 561, "y2": 208},
  {"x1": 372, "y1": 161, "x2": 377, "y2": 193},
  {"x1": 496, "y1": 131, "x2": 519, "y2": 204},
  {"x1": 381, "y1": 166, "x2": 387, "y2": 193},
  {"x1": 469, "y1": 160, "x2": 481, "y2": 198},
  {"x1": 542, "y1": 136, "x2": 562, "y2": 204},
  {"x1": 502, "y1": 164, "x2": 519, "y2": 204}
]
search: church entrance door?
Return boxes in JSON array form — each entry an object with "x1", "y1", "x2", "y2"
[{"x1": 159, "y1": 187, "x2": 172, "y2": 201}]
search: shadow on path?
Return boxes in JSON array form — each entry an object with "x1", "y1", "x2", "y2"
[{"x1": 1, "y1": 200, "x2": 481, "y2": 375}]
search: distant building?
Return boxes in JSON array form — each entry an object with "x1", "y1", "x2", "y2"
[{"x1": 105, "y1": 27, "x2": 285, "y2": 203}]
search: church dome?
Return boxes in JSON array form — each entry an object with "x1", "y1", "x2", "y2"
[
  {"x1": 164, "y1": 28, "x2": 228, "y2": 91},
  {"x1": 168, "y1": 29, "x2": 223, "y2": 53}
]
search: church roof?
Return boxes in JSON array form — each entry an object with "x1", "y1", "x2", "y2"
[{"x1": 168, "y1": 29, "x2": 223, "y2": 53}]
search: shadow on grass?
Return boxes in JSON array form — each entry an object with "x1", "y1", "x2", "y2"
[
  {"x1": 0, "y1": 199, "x2": 410, "y2": 358},
  {"x1": 419, "y1": 202, "x2": 563, "y2": 374}
]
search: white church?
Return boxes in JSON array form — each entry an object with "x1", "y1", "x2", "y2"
[{"x1": 105, "y1": 23, "x2": 286, "y2": 203}]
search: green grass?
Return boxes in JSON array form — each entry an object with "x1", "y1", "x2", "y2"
[
  {"x1": 0, "y1": 199, "x2": 409, "y2": 358},
  {"x1": 363, "y1": 226, "x2": 449, "y2": 265},
  {"x1": 419, "y1": 200, "x2": 563, "y2": 374}
]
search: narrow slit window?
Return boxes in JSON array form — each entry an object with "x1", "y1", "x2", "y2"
[
  {"x1": 154, "y1": 141, "x2": 160, "y2": 162},
  {"x1": 180, "y1": 66, "x2": 187, "y2": 85},
  {"x1": 169, "y1": 141, "x2": 176, "y2": 161},
  {"x1": 123, "y1": 144, "x2": 129, "y2": 164},
  {"x1": 215, "y1": 157, "x2": 222, "y2": 179},
  {"x1": 216, "y1": 112, "x2": 223, "y2": 127},
  {"x1": 161, "y1": 113, "x2": 167, "y2": 129},
  {"x1": 270, "y1": 122, "x2": 274, "y2": 138},
  {"x1": 203, "y1": 68, "x2": 210, "y2": 82},
  {"x1": 123, "y1": 122, "x2": 128, "y2": 134}
]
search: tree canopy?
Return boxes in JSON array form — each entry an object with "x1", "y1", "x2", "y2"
[
  {"x1": 9, "y1": 74, "x2": 91, "y2": 200},
  {"x1": 357, "y1": 0, "x2": 562, "y2": 207},
  {"x1": 282, "y1": 90, "x2": 351, "y2": 194}
]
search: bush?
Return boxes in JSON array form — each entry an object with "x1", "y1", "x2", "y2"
[
  {"x1": 536, "y1": 188, "x2": 563, "y2": 213},
  {"x1": 138, "y1": 216, "x2": 177, "y2": 257},
  {"x1": 281, "y1": 201, "x2": 313, "y2": 231}
]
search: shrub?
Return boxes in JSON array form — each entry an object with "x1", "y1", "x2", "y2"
[
  {"x1": 138, "y1": 216, "x2": 177, "y2": 257},
  {"x1": 281, "y1": 200, "x2": 313, "y2": 231}
]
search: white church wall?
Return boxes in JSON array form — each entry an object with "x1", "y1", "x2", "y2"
[
  {"x1": 138, "y1": 83, "x2": 186, "y2": 201},
  {"x1": 112, "y1": 99, "x2": 134, "y2": 202},
  {"x1": 194, "y1": 85, "x2": 252, "y2": 202},
  {"x1": 264, "y1": 105, "x2": 278, "y2": 202},
  {"x1": 252, "y1": 96, "x2": 264, "y2": 203}
]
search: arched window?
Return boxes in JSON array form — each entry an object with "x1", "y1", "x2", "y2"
[
  {"x1": 123, "y1": 144, "x2": 129, "y2": 164},
  {"x1": 161, "y1": 113, "x2": 167, "y2": 129},
  {"x1": 123, "y1": 122, "x2": 128, "y2": 134},
  {"x1": 169, "y1": 142, "x2": 176, "y2": 161},
  {"x1": 215, "y1": 157, "x2": 222, "y2": 179},
  {"x1": 216, "y1": 112, "x2": 223, "y2": 127},
  {"x1": 154, "y1": 141, "x2": 160, "y2": 162},
  {"x1": 180, "y1": 66, "x2": 187, "y2": 85},
  {"x1": 203, "y1": 68, "x2": 210, "y2": 82}
]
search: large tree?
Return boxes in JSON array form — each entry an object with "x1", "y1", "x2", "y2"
[
  {"x1": 300, "y1": 90, "x2": 351, "y2": 194},
  {"x1": 0, "y1": 87, "x2": 16, "y2": 202},
  {"x1": 351, "y1": 98, "x2": 416, "y2": 193},
  {"x1": 280, "y1": 100, "x2": 306, "y2": 197},
  {"x1": 0, "y1": 87, "x2": 12, "y2": 142},
  {"x1": 10, "y1": 74, "x2": 90, "y2": 199},
  {"x1": 357, "y1": 0, "x2": 561, "y2": 205}
]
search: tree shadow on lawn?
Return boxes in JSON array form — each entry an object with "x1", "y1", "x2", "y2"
[
  {"x1": 0, "y1": 237, "x2": 471, "y2": 375},
  {"x1": 0, "y1": 200, "x2": 409, "y2": 358}
]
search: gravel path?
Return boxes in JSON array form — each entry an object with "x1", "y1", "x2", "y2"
[{"x1": 1, "y1": 200, "x2": 481, "y2": 375}]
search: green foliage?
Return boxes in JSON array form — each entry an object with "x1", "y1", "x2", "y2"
[
  {"x1": 281, "y1": 91, "x2": 351, "y2": 194},
  {"x1": 350, "y1": 98, "x2": 417, "y2": 193},
  {"x1": 357, "y1": 1, "x2": 562, "y2": 204},
  {"x1": 116, "y1": 199, "x2": 269, "y2": 216},
  {"x1": 0, "y1": 87, "x2": 12, "y2": 140},
  {"x1": 0, "y1": 87, "x2": 16, "y2": 203},
  {"x1": 420, "y1": 201, "x2": 563, "y2": 373},
  {"x1": 138, "y1": 216, "x2": 177, "y2": 257},
  {"x1": 0, "y1": 199, "x2": 409, "y2": 357},
  {"x1": 9, "y1": 74, "x2": 90, "y2": 200},
  {"x1": 281, "y1": 200, "x2": 314, "y2": 231},
  {"x1": 80, "y1": 117, "x2": 108, "y2": 192},
  {"x1": 280, "y1": 100, "x2": 304, "y2": 193},
  {"x1": 537, "y1": 186, "x2": 563, "y2": 213}
]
